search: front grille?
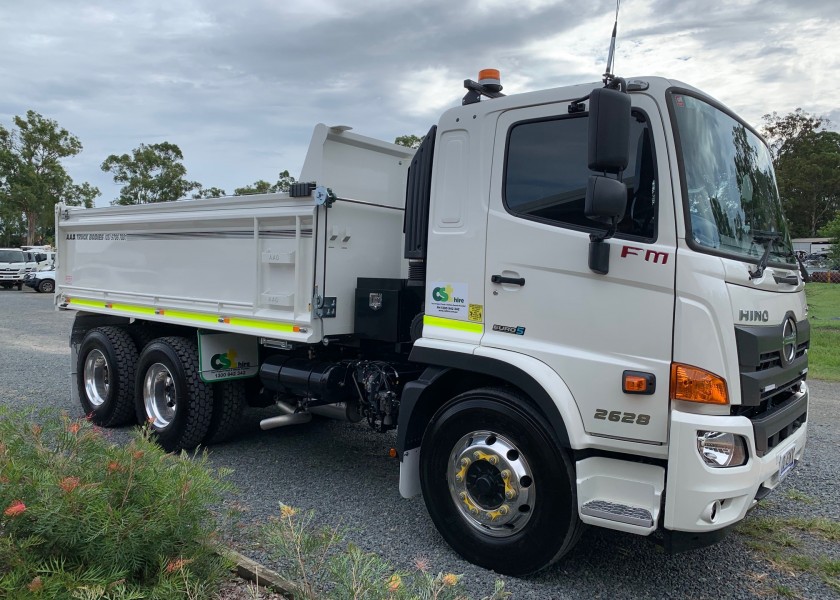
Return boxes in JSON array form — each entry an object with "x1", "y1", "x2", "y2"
[
  {"x1": 757, "y1": 342, "x2": 808, "y2": 371},
  {"x1": 734, "y1": 318, "x2": 809, "y2": 456},
  {"x1": 732, "y1": 392, "x2": 807, "y2": 456}
]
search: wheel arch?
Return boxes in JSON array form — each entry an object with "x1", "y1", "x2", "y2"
[{"x1": 397, "y1": 346, "x2": 575, "y2": 458}]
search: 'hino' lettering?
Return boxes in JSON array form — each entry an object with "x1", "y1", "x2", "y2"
[{"x1": 739, "y1": 309, "x2": 769, "y2": 322}]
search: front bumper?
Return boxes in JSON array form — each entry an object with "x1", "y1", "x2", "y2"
[{"x1": 664, "y1": 383, "x2": 808, "y2": 532}]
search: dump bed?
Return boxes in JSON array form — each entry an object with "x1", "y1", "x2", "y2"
[{"x1": 55, "y1": 125, "x2": 414, "y2": 344}]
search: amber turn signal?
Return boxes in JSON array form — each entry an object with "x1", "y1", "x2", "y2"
[{"x1": 670, "y1": 363, "x2": 729, "y2": 405}]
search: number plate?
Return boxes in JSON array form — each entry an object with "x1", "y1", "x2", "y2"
[{"x1": 778, "y1": 444, "x2": 796, "y2": 481}]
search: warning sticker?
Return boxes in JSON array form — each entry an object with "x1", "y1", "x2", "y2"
[{"x1": 468, "y1": 304, "x2": 483, "y2": 323}]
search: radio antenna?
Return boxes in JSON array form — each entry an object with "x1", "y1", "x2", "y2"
[{"x1": 603, "y1": 0, "x2": 620, "y2": 85}]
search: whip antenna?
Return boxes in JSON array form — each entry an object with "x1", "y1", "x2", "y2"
[{"x1": 603, "y1": 0, "x2": 620, "y2": 84}]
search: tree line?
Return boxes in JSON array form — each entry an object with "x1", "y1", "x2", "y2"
[{"x1": 0, "y1": 108, "x2": 838, "y2": 250}]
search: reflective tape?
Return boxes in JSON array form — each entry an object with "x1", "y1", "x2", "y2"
[
  {"x1": 66, "y1": 297, "x2": 298, "y2": 333},
  {"x1": 423, "y1": 315, "x2": 483, "y2": 334}
]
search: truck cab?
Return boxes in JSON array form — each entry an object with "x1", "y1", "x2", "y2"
[
  {"x1": 0, "y1": 248, "x2": 37, "y2": 289},
  {"x1": 400, "y1": 75, "x2": 807, "y2": 566}
]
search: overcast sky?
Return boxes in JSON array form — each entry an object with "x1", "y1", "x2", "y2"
[{"x1": 1, "y1": 0, "x2": 837, "y2": 206}]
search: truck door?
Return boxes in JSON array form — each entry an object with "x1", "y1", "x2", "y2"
[{"x1": 483, "y1": 97, "x2": 676, "y2": 444}]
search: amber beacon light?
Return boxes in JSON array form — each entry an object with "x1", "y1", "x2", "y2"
[
  {"x1": 670, "y1": 363, "x2": 729, "y2": 405},
  {"x1": 478, "y1": 69, "x2": 502, "y2": 92}
]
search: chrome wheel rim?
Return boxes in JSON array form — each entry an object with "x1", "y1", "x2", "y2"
[
  {"x1": 143, "y1": 363, "x2": 176, "y2": 429},
  {"x1": 447, "y1": 430, "x2": 535, "y2": 537},
  {"x1": 83, "y1": 349, "x2": 110, "y2": 407}
]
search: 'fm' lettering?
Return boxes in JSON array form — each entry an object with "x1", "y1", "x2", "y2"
[{"x1": 621, "y1": 246, "x2": 669, "y2": 265}]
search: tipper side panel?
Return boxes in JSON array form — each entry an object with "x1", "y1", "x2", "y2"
[{"x1": 56, "y1": 197, "x2": 322, "y2": 343}]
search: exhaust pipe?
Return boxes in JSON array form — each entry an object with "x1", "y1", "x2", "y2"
[
  {"x1": 309, "y1": 401, "x2": 362, "y2": 423},
  {"x1": 260, "y1": 400, "x2": 313, "y2": 430}
]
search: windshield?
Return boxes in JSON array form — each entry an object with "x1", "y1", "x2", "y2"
[
  {"x1": 0, "y1": 250, "x2": 25, "y2": 263},
  {"x1": 671, "y1": 93, "x2": 794, "y2": 265}
]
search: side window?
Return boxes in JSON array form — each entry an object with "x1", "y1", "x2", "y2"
[{"x1": 504, "y1": 112, "x2": 657, "y2": 240}]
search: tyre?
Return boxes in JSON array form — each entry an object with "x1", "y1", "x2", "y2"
[
  {"x1": 37, "y1": 278, "x2": 55, "y2": 293},
  {"x1": 127, "y1": 322, "x2": 160, "y2": 352},
  {"x1": 420, "y1": 387, "x2": 583, "y2": 575},
  {"x1": 204, "y1": 379, "x2": 246, "y2": 444},
  {"x1": 77, "y1": 327, "x2": 139, "y2": 427},
  {"x1": 0, "y1": 282, "x2": 12, "y2": 289},
  {"x1": 15, "y1": 281, "x2": 22, "y2": 290},
  {"x1": 135, "y1": 336, "x2": 213, "y2": 452}
]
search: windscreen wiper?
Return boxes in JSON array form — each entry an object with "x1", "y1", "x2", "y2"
[{"x1": 749, "y1": 231, "x2": 782, "y2": 280}]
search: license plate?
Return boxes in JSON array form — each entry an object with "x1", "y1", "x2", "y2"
[{"x1": 778, "y1": 444, "x2": 796, "y2": 481}]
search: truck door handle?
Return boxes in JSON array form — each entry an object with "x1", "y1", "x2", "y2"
[{"x1": 491, "y1": 274, "x2": 525, "y2": 286}]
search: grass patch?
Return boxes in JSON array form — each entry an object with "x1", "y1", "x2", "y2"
[
  {"x1": 805, "y1": 283, "x2": 840, "y2": 380},
  {"x1": 784, "y1": 488, "x2": 816, "y2": 504},
  {"x1": 737, "y1": 513, "x2": 840, "y2": 595}
]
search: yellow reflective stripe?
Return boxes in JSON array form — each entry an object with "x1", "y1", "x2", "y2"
[
  {"x1": 164, "y1": 309, "x2": 218, "y2": 324},
  {"x1": 67, "y1": 298, "x2": 298, "y2": 333},
  {"x1": 229, "y1": 317, "x2": 296, "y2": 332},
  {"x1": 423, "y1": 315, "x2": 483, "y2": 334},
  {"x1": 111, "y1": 303, "x2": 156, "y2": 315}
]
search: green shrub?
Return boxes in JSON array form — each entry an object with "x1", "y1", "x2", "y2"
[
  {"x1": 262, "y1": 503, "x2": 511, "y2": 600},
  {"x1": 0, "y1": 408, "x2": 232, "y2": 599}
]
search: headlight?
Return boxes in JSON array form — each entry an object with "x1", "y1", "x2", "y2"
[{"x1": 696, "y1": 431, "x2": 748, "y2": 467}]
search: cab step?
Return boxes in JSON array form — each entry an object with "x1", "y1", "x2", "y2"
[{"x1": 576, "y1": 457, "x2": 665, "y2": 535}]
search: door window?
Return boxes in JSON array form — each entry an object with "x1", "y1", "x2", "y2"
[{"x1": 504, "y1": 112, "x2": 658, "y2": 241}]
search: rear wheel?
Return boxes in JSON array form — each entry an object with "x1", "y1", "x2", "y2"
[
  {"x1": 420, "y1": 387, "x2": 582, "y2": 575},
  {"x1": 135, "y1": 336, "x2": 213, "y2": 452},
  {"x1": 77, "y1": 327, "x2": 139, "y2": 427},
  {"x1": 204, "y1": 379, "x2": 246, "y2": 444}
]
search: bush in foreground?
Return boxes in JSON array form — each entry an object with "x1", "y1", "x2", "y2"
[
  {"x1": 262, "y1": 503, "x2": 511, "y2": 600},
  {"x1": 0, "y1": 409, "x2": 232, "y2": 599}
]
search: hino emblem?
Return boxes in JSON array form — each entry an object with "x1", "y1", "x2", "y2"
[
  {"x1": 781, "y1": 316, "x2": 798, "y2": 366},
  {"x1": 739, "y1": 310, "x2": 769, "y2": 322}
]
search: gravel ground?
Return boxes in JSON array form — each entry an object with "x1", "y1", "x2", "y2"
[{"x1": 1, "y1": 287, "x2": 838, "y2": 599}]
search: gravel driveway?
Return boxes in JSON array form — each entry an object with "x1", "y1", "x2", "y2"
[{"x1": 1, "y1": 288, "x2": 837, "y2": 599}]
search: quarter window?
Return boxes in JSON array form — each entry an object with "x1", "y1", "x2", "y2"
[{"x1": 504, "y1": 112, "x2": 657, "y2": 240}]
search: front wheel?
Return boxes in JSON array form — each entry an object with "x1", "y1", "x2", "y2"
[
  {"x1": 37, "y1": 279, "x2": 55, "y2": 293},
  {"x1": 135, "y1": 337, "x2": 213, "y2": 452},
  {"x1": 420, "y1": 387, "x2": 583, "y2": 575}
]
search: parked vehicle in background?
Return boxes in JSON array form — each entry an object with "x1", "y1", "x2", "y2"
[
  {"x1": 23, "y1": 269, "x2": 56, "y2": 293},
  {"x1": 0, "y1": 248, "x2": 34, "y2": 290}
]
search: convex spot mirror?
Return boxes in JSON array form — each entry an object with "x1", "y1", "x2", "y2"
[
  {"x1": 585, "y1": 175, "x2": 627, "y2": 222},
  {"x1": 588, "y1": 87, "x2": 631, "y2": 174}
]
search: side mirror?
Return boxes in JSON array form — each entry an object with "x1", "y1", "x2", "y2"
[
  {"x1": 588, "y1": 87, "x2": 631, "y2": 173},
  {"x1": 585, "y1": 175, "x2": 626, "y2": 222},
  {"x1": 585, "y1": 175, "x2": 627, "y2": 276}
]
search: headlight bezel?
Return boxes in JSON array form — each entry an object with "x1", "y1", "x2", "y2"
[{"x1": 696, "y1": 430, "x2": 749, "y2": 468}]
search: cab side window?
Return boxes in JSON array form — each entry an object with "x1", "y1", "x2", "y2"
[{"x1": 504, "y1": 112, "x2": 657, "y2": 240}]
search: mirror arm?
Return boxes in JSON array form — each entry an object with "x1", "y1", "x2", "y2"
[{"x1": 588, "y1": 218, "x2": 618, "y2": 275}]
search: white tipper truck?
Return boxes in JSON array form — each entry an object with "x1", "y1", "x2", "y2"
[{"x1": 55, "y1": 72, "x2": 810, "y2": 575}]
